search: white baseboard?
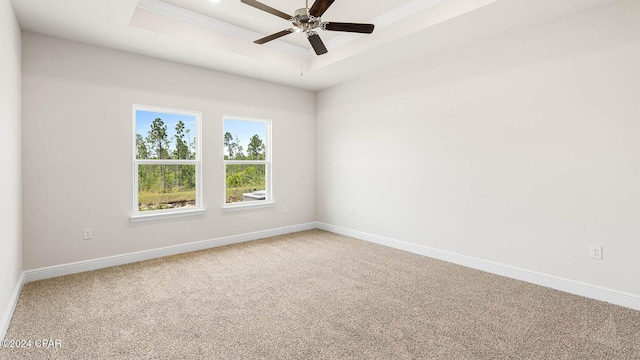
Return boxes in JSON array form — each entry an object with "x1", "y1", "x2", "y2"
[
  {"x1": 317, "y1": 222, "x2": 640, "y2": 311},
  {"x1": 17, "y1": 221, "x2": 640, "y2": 314},
  {"x1": 0, "y1": 272, "x2": 24, "y2": 340},
  {"x1": 24, "y1": 222, "x2": 317, "y2": 283}
]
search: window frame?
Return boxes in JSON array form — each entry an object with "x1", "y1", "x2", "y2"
[
  {"x1": 130, "y1": 104, "x2": 204, "y2": 222},
  {"x1": 222, "y1": 115, "x2": 274, "y2": 212}
]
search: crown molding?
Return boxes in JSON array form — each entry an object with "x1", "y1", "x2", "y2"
[
  {"x1": 137, "y1": 0, "x2": 443, "y2": 58},
  {"x1": 375, "y1": 0, "x2": 444, "y2": 29},
  {"x1": 136, "y1": 0, "x2": 315, "y2": 58},
  {"x1": 324, "y1": 0, "x2": 443, "y2": 49}
]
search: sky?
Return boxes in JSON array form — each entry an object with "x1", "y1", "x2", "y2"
[
  {"x1": 224, "y1": 118, "x2": 267, "y2": 155},
  {"x1": 136, "y1": 110, "x2": 197, "y2": 152},
  {"x1": 136, "y1": 112, "x2": 266, "y2": 156}
]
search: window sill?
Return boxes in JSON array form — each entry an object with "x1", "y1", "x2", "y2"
[
  {"x1": 221, "y1": 202, "x2": 276, "y2": 213},
  {"x1": 130, "y1": 208, "x2": 206, "y2": 223}
]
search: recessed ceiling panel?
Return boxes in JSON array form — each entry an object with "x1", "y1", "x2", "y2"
[
  {"x1": 160, "y1": 0, "x2": 412, "y2": 48},
  {"x1": 11, "y1": 0, "x2": 620, "y2": 90}
]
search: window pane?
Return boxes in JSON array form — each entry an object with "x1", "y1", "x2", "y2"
[
  {"x1": 136, "y1": 110, "x2": 197, "y2": 160},
  {"x1": 223, "y1": 119, "x2": 267, "y2": 160},
  {"x1": 226, "y1": 164, "x2": 266, "y2": 204},
  {"x1": 138, "y1": 164, "x2": 196, "y2": 211}
]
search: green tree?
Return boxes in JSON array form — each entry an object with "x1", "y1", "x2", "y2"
[
  {"x1": 146, "y1": 118, "x2": 170, "y2": 159},
  {"x1": 224, "y1": 132, "x2": 234, "y2": 160},
  {"x1": 172, "y1": 121, "x2": 191, "y2": 188},
  {"x1": 174, "y1": 120, "x2": 189, "y2": 160},
  {"x1": 136, "y1": 134, "x2": 148, "y2": 159},
  {"x1": 247, "y1": 134, "x2": 265, "y2": 160},
  {"x1": 136, "y1": 135, "x2": 151, "y2": 192},
  {"x1": 146, "y1": 118, "x2": 170, "y2": 191},
  {"x1": 233, "y1": 138, "x2": 245, "y2": 160},
  {"x1": 186, "y1": 128, "x2": 194, "y2": 159},
  {"x1": 224, "y1": 132, "x2": 245, "y2": 160}
]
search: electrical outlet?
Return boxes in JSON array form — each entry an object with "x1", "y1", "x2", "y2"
[
  {"x1": 283, "y1": 206, "x2": 288, "y2": 214},
  {"x1": 589, "y1": 245, "x2": 603, "y2": 260},
  {"x1": 83, "y1": 228, "x2": 93, "y2": 240}
]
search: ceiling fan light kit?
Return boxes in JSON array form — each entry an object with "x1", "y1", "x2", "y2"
[{"x1": 241, "y1": 0, "x2": 375, "y2": 55}]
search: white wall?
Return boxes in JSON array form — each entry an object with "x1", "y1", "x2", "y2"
[
  {"x1": 317, "y1": 1, "x2": 640, "y2": 296},
  {"x1": 22, "y1": 32, "x2": 316, "y2": 270},
  {"x1": 0, "y1": 0, "x2": 23, "y2": 334}
]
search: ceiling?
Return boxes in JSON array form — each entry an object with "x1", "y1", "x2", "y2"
[{"x1": 11, "y1": 0, "x2": 615, "y2": 91}]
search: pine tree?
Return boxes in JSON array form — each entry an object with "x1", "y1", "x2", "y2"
[
  {"x1": 146, "y1": 118, "x2": 170, "y2": 191},
  {"x1": 247, "y1": 134, "x2": 265, "y2": 160}
]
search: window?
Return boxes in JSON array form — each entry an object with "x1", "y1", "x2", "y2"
[
  {"x1": 131, "y1": 105, "x2": 203, "y2": 221},
  {"x1": 223, "y1": 116, "x2": 272, "y2": 210}
]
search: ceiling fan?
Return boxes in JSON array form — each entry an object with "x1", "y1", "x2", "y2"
[{"x1": 241, "y1": 0, "x2": 375, "y2": 55}]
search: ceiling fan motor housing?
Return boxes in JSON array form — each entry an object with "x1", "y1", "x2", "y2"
[
  {"x1": 293, "y1": 8, "x2": 322, "y2": 32},
  {"x1": 294, "y1": 8, "x2": 309, "y2": 21}
]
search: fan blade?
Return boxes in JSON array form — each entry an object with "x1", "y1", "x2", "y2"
[
  {"x1": 307, "y1": 32, "x2": 328, "y2": 55},
  {"x1": 241, "y1": 0, "x2": 291, "y2": 20},
  {"x1": 322, "y1": 22, "x2": 375, "y2": 34},
  {"x1": 254, "y1": 29, "x2": 294, "y2": 44},
  {"x1": 309, "y1": 0, "x2": 335, "y2": 18}
]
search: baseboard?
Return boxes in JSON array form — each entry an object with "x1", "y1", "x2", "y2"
[
  {"x1": 24, "y1": 222, "x2": 317, "y2": 283},
  {"x1": 20, "y1": 221, "x2": 640, "y2": 312},
  {"x1": 316, "y1": 222, "x2": 640, "y2": 311},
  {"x1": 0, "y1": 272, "x2": 24, "y2": 340}
]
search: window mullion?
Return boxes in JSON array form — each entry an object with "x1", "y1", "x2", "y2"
[
  {"x1": 223, "y1": 160, "x2": 269, "y2": 165},
  {"x1": 136, "y1": 159, "x2": 198, "y2": 165}
]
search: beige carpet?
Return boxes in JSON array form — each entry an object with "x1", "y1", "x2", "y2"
[{"x1": 2, "y1": 230, "x2": 639, "y2": 359}]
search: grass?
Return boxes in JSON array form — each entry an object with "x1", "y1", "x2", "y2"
[
  {"x1": 138, "y1": 190, "x2": 195, "y2": 211},
  {"x1": 227, "y1": 186, "x2": 263, "y2": 204},
  {"x1": 138, "y1": 186, "x2": 264, "y2": 210}
]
